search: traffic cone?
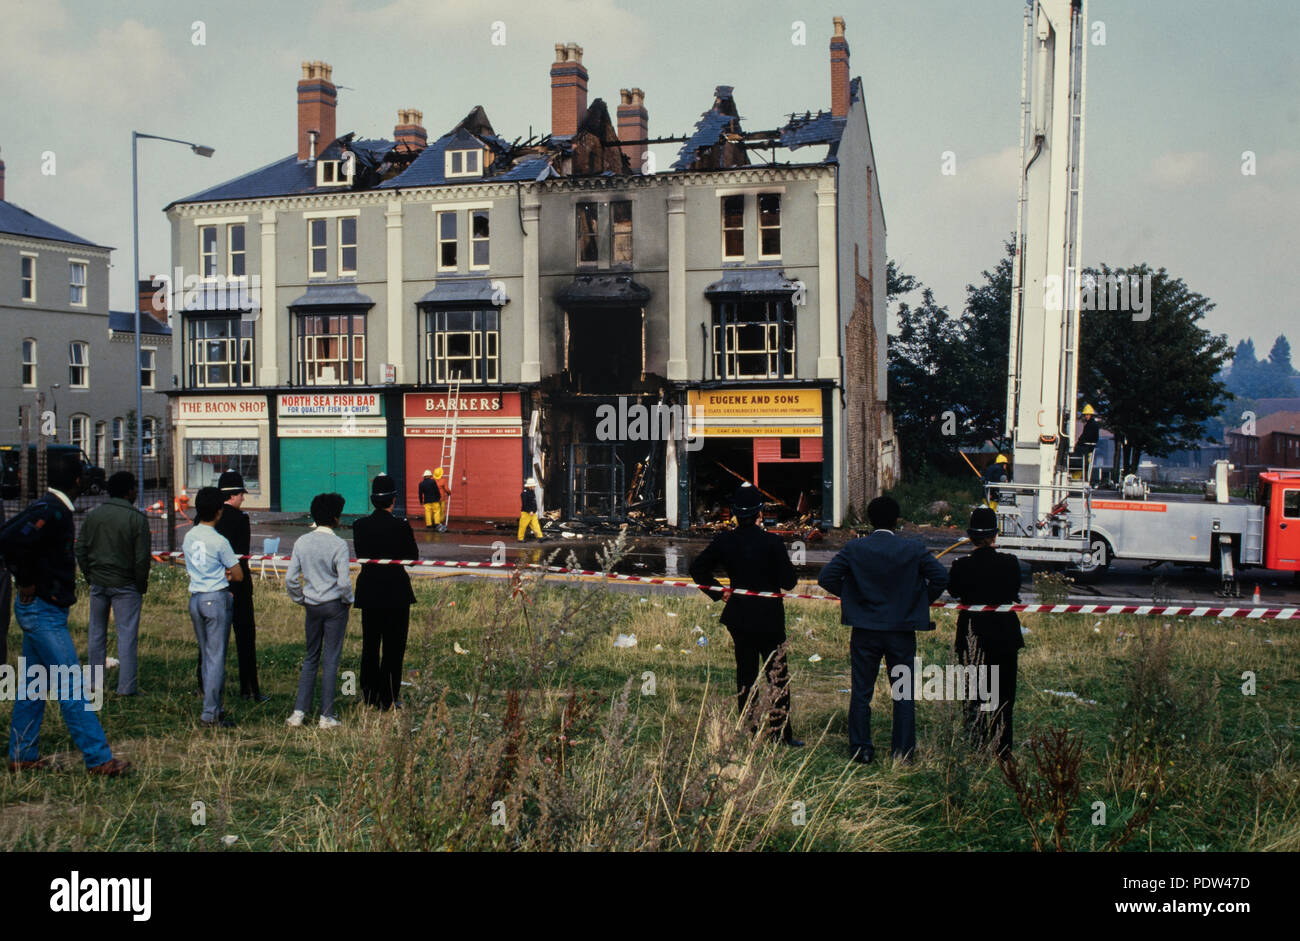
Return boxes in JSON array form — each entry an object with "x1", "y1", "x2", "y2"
[{"x1": 1252, "y1": 584, "x2": 1261, "y2": 606}]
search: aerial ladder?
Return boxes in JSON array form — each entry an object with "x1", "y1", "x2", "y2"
[{"x1": 997, "y1": 0, "x2": 1094, "y2": 565}]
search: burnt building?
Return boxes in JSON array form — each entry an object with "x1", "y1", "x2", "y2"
[{"x1": 163, "y1": 19, "x2": 895, "y2": 527}]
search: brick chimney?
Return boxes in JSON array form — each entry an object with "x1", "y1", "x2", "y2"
[
  {"x1": 617, "y1": 89, "x2": 648, "y2": 172},
  {"x1": 298, "y1": 60, "x2": 337, "y2": 161},
  {"x1": 394, "y1": 109, "x2": 427, "y2": 152},
  {"x1": 550, "y1": 43, "x2": 588, "y2": 138},
  {"x1": 139, "y1": 277, "x2": 168, "y2": 326},
  {"x1": 830, "y1": 16, "x2": 851, "y2": 118}
]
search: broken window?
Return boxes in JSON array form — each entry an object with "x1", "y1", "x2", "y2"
[
  {"x1": 471, "y1": 210, "x2": 490, "y2": 269},
  {"x1": 759, "y1": 193, "x2": 781, "y2": 257},
  {"x1": 611, "y1": 201, "x2": 633, "y2": 264},
  {"x1": 721, "y1": 195, "x2": 744, "y2": 259},
  {"x1": 426, "y1": 308, "x2": 499, "y2": 384},
  {"x1": 576, "y1": 202, "x2": 599, "y2": 264},
  {"x1": 297, "y1": 313, "x2": 366, "y2": 385},
  {"x1": 437, "y1": 211, "x2": 457, "y2": 270},
  {"x1": 712, "y1": 299, "x2": 795, "y2": 380}
]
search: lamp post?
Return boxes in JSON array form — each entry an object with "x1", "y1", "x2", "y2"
[{"x1": 132, "y1": 132, "x2": 214, "y2": 508}]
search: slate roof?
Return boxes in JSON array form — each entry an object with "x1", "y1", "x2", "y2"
[
  {"x1": 556, "y1": 274, "x2": 652, "y2": 308},
  {"x1": 416, "y1": 277, "x2": 508, "y2": 307},
  {"x1": 0, "y1": 200, "x2": 105, "y2": 247},
  {"x1": 672, "y1": 86, "x2": 744, "y2": 171},
  {"x1": 109, "y1": 311, "x2": 172, "y2": 336},
  {"x1": 379, "y1": 127, "x2": 491, "y2": 189},
  {"x1": 288, "y1": 282, "x2": 375, "y2": 309},
  {"x1": 704, "y1": 267, "x2": 800, "y2": 296}
]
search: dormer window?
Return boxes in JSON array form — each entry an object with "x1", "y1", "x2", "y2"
[
  {"x1": 316, "y1": 152, "x2": 355, "y2": 187},
  {"x1": 445, "y1": 148, "x2": 483, "y2": 178}
]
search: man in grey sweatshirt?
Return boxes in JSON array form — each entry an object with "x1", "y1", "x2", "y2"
[{"x1": 285, "y1": 493, "x2": 353, "y2": 729}]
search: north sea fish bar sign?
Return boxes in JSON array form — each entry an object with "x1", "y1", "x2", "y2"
[{"x1": 278, "y1": 392, "x2": 381, "y2": 417}]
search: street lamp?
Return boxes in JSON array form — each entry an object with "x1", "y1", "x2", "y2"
[{"x1": 132, "y1": 131, "x2": 214, "y2": 508}]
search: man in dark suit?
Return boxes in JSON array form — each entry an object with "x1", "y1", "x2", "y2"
[
  {"x1": 946, "y1": 506, "x2": 1023, "y2": 759},
  {"x1": 690, "y1": 483, "x2": 801, "y2": 745},
  {"x1": 353, "y1": 474, "x2": 418, "y2": 710},
  {"x1": 213, "y1": 470, "x2": 264, "y2": 702},
  {"x1": 818, "y1": 496, "x2": 948, "y2": 763}
]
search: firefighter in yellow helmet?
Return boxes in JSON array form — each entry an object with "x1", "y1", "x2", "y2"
[
  {"x1": 518, "y1": 477, "x2": 544, "y2": 542},
  {"x1": 418, "y1": 468, "x2": 445, "y2": 530},
  {"x1": 1073, "y1": 404, "x2": 1100, "y2": 483},
  {"x1": 982, "y1": 453, "x2": 1009, "y2": 511}
]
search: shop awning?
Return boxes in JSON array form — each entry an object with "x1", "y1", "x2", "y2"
[
  {"x1": 556, "y1": 274, "x2": 651, "y2": 309},
  {"x1": 416, "y1": 278, "x2": 508, "y2": 308},
  {"x1": 287, "y1": 282, "x2": 375, "y2": 310},
  {"x1": 704, "y1": 267, "x2": 800, "y2": 297}
]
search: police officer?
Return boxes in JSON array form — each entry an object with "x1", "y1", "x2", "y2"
[
  {"x1": 945, "y1": 506, "x2": 1023, "y2": 759},
  {"x1": 214, "y1": 470, "x2": 264, "y2": 702},
  {"x1": 689, "y1": 483, "x2": 801, "y2": 745},
  {"x1": 353, "y1": 474, "x2": 418, "y2": 710},
  {"x1": 982, "y1": 453, "x2": 1009, "y2": 510}
]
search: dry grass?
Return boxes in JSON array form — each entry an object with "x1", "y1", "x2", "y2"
[{"x1": 0, "y1": 547, "x2": 1295, "y2": 851}]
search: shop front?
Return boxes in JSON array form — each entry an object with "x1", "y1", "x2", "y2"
[
  {"x1": 276, "y1": 391, "x2": 387, "y2": 513},
  {"x1": 404, "y1": 391, "x2": 523, "y2": 521},
  {"x1": 172, "y1": 394, "x2": 271, "y2": 509},
  {"x1": 686, "y1": 387, "x2": 826, "y2": 520}
]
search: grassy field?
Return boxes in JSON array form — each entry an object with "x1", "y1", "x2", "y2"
[{"x1": 1, "y1": 543, "x2": 1296, "y2": 852}]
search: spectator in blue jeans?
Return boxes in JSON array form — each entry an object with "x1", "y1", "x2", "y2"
[
  {"x1": 183, "y1": 487, "x2": 243, "y2": 728},
  {"x1": 76, "y1": 471, "x2": 151, "y2": 696},
  {"x1": 286, "y1": 493, "x2": 353, "y2": 730},
  {"x1": 0, "y1": 452, "x2": 129, "y2": 775},
  {"x1": 817, "y1": 496, "x2": 948, "y2": 764}
]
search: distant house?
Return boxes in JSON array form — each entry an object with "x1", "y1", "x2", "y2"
[
  {"x1": 1227, "y1": 410, "x2": 1300, "y2": 488},
  {"x1": 0, "y1": 153, "x2": 171, "y2": 480}
]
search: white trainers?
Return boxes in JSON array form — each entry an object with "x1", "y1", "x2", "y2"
[
  {"x1": 105, "y1": 657, "x2": 120, "y2": 669},
  {"x1": 285, "y1": 710, "x2": 305, "y2": 727},
  {"x1": 319, "y1": 715, "x2": 342, "y2": 730}
]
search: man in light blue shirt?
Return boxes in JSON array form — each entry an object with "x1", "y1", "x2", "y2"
[
  {"x1": 286, "y1": 492, "x2": 353, "y2": 729},
  {"x1": 182, "y1": 487, "x2": 243, "y2": 727}
]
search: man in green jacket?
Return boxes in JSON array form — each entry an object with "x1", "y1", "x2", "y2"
[{"x1": 75, "y1": 472, "x2": 151, "y2": 695}]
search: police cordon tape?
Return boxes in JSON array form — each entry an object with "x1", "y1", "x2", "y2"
[{"x1": 149, "y1": 551, "x2": 1300, "y2": 621}]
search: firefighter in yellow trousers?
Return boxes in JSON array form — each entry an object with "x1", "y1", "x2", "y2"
[
  {"x1": 518, "y1": 477, "x2": 543, "y2": 542},
  {"x1": 419, "y1": 468, "x2": 445, "y2": 531}
]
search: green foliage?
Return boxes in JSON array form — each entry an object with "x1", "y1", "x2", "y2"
[
  {"x1": 1078, "y1": 264, "x2": 1232, "y2": 476},
  {"x1": 1224, "y1": 335, "x2": 1296, "y2": 401}
]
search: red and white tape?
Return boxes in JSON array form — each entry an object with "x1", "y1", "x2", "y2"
[{"x1": 151, "y1": 551, "x2": 1300, "y2": 620}]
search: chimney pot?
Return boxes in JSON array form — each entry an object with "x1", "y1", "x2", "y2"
[
  {"x1": 550, "y1": 40, "x2": 589, "y2": 137},
  {"x1": 617, "y1": 88, "x2": 649, "y2": 173},
  {"x1": 830, "y1": 17, "x2": 851, "y2": 118},
  {"x1": 298, "y1": 59, "x2": 338, "y2": 161},
  {"x1": 395, "y1": 108, "x2": 428, "y2": 152}
]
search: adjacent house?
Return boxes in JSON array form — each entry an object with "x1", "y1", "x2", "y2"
[{"x1": 0, "y1": 151, "x2": 171, "y2": 487}]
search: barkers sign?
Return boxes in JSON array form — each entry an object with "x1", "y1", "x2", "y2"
[
  {"x1": 404, "y1": 392, "x2": 520, "y2": 419},
  {"x1": 278, "y1": 393, "x2": 381, "y2": 417}
]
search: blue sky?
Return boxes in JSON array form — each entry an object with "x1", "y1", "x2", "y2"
[{"x1": 4, "y1": 0, "x2": 1297, "y2": 349}]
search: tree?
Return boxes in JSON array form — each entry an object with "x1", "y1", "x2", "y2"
[
  {"x1": 1078, "y1": 264, "x2": 1231, "y2": 477},
  {"x1": 888, "y1": 282, "x2": 965, "y2": 472},
  {"x1": 1267, "y1": 334, "x2": 1292, "y2": 374},
  {"x1": 957, "y1": 239, "x2": 1015, "y2": 451}
]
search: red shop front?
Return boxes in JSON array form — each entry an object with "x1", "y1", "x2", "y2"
[{"x1": 403, "y1": 391, "x2": 523, "y2": 520}]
